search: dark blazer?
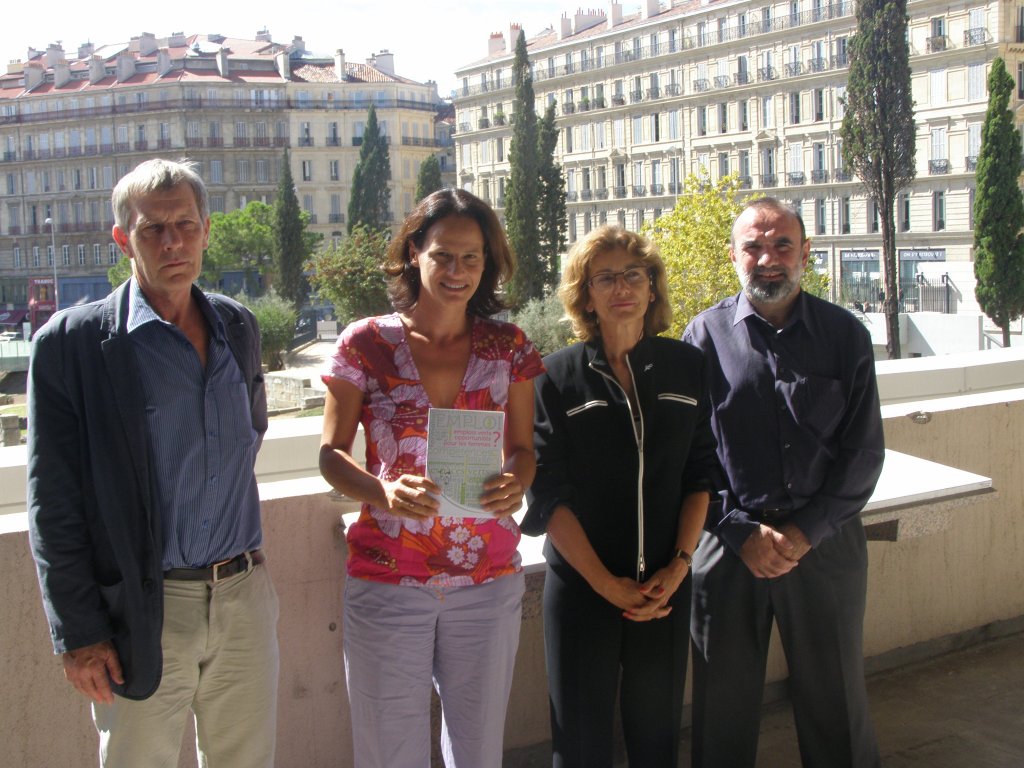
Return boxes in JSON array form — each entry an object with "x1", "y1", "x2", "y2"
[
  {"x1": 26, "y1": 281, "x2": 266, "y2": 700},
  {"x1": 525, "y1": 336, "x2": 718, "y2": 584}
]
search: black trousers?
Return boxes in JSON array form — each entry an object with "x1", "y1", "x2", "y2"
[
  {"x1": 543, "y1": 564, "x2": 691, "y2": 768},
  {"x1": 689, "y1": 520, "x2": 881, "y2": 768}
]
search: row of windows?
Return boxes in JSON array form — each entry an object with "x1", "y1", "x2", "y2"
[
  {"x1": 10, "y1": 242, "x2": 120, "y2": 269},
  {"x1": 547, "y1": 189, "x2": 967, "y2": 243}
]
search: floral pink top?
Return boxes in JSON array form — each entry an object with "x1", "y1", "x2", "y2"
[{"x1": 323, "y1": 313, "x2": 545, "y2": 587}]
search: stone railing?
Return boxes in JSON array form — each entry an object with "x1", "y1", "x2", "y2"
[{"x1": 3, "y1": 348, "x2": 1024, "y2": 766}]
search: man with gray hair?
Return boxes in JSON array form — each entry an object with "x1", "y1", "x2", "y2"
[
  {"x1": 683, "y1": 197, "x2": 884, "y2": 767},
  {"x1": 28, "y1": 158, "x2": 278, "y2": 767}
]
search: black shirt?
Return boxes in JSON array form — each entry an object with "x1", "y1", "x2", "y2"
[{"x1": 684, "y1": 291, "x2": 884, "y2": 552}]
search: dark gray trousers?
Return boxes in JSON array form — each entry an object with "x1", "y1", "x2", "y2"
[{"x1": 689, "y1": 520, "x2": 881, "y2": 768}]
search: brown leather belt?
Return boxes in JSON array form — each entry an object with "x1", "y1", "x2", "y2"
[{"x1": 164, "y1": 550, "x2": 264, "y2": 583}]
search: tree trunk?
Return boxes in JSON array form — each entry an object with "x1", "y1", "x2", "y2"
[
  {"x1": 1003, "y1": 325, "x2": 1011, "y2": 348},
  {"x1": 881, "y1": 189, "x2": 901, "y2": 359}
]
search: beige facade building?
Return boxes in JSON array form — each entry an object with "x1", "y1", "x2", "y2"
[
  {"x1": 0, "y1": 31, "x2": 446, "y2": 325},
  {"x1": 453, "y1": 0, "x2": 1021, "y2": 308}
]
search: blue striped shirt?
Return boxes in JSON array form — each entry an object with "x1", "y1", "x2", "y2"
[{"x1": 127, "y1": 279, "x2": 262, "y2": 570}]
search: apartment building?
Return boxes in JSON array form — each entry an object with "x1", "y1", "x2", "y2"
[
  {"x1": 453, "y1": 0, "x2": 1020, "y2": 307},
  {"x1": 0, "y1": 30, "x2": 445, "y2": 326}
]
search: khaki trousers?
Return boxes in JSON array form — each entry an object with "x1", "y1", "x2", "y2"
[{"x1": 93, "y1": 563, "x2": 279, "y2": 768}]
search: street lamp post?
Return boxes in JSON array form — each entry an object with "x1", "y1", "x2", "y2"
[{"x1": 44, "y1": 216, "x2": 59, "y2": 312}]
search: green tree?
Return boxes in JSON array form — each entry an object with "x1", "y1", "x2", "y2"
[
  {"x1": 306, "y1": 225, "x2": 392, "y2": 324},
  {"x1": 512, "y1": 293, "x2": 572, "y2": 356},
  {"x1": 107, "y1": 254, "x2": 132, "y2": 288},
  {"x1": 840, "y1": 0, "x2": 916, "y2": 359},
  {"x1": 415, "y1": 154, "x2": 444, "y2": 203},
  {"x1": 973, "y1": 58, "x2": 1024, "y2": 348},
  {"x1": 238, "y1": 290, "x2": 297, "y2": 371},
  {"x1": 645, "y1": 175, "x2": 828, "y2": 339},
  {"x1": 274, "y1": 149, "x2": 313, "y2": 309},
  {"x1": 645, "y1": 174, "x2": 747, "y2": 339},
  {"x1": 537, "y1": 103, "x2": 567, "y2": 288},
  {"x1": 505, "y1": 29, "x2": 543, "y2": 307},
  {"x1": 348, "y1": 104, "x2": 392, "y2": 233},
  {"x1": 204, "y1": 201, "x2": 275, "y2": 292}
]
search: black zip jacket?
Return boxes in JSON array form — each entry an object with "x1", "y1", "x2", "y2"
[{"x1": 524, "y1": 336, "x2": 719, "y2": 583}]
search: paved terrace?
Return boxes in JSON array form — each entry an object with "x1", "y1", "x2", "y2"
[{"x1": 1, "y1": 347, "x2": 1023, "y2": 767}]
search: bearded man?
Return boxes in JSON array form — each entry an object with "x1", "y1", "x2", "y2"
[{"x1": 683, "y1": 198, "x2": 885, "y2": 768}]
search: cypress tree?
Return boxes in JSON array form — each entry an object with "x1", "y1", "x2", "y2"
[
  {"x1": 840, "y1": 0, "x2": 916, "y2": 358},
  {"x1": 505, "y1": 29, "x2": 543, "y2": 307},
  {"x1": 537, "y1": 102, "x2": 567, "y2": 287},
  {"x1": 415, "y1": 154, "x2": 444, "y2": 203},
  {"x1": 274, "y1": 149, "x2": 308, "y2": 309},
  {"x1": 973, "y1": 57, "x2": 1024, "y2": 347},
  {"x1": 348, "y1": 104, "x2": 392, "y2": 233}
]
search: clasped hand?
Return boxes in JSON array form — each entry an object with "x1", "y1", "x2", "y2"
[
  {"x1": 598, "y1": 559, "x2": 689, "y2": 622},
  {"x1": 382, "y1": 472, "x2": 523, "y2": 520},
  {"x1": 739, "y1": 523, "x2": 812, "y2": 578}
]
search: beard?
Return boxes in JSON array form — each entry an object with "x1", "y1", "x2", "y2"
[{"x1": 737, "y1": 264, "x2": 803, "y2": 304}]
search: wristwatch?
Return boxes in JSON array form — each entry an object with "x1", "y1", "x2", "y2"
[{"x1": 673, "y1": 548, "x2": 693, "y2": 566}]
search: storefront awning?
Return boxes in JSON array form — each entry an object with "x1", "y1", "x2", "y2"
[{"x1": 0, "y1": 310, "x2": 28, "y2": 326}]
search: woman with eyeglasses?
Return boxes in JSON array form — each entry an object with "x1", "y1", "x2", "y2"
[{"x1": 523, "y1": 226, "x2": 717, "y2": 768}]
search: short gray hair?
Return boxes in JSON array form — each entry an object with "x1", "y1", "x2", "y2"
[
  {"x1": 731, "y1": 197, "x2": 806, "y2": 247},
  {"x1": 111, "y1": 158, "x2": 209, "y2": 231}
]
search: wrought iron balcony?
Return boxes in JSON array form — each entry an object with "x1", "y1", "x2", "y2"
[
  {"x1": 965, "y1": 155, "x2": 978, "y2": 172},
  {"x1": 928, "y1": 159, "x2": 951, "y2": 174},
  {"x1": 761, "y1": 173, "x2": 778, "y2": 187},
  {"x1": 811, "y1": 169, "x2": 829, "y2": 183},
  {"x1": 964, "y1": 27, "x2": 987, "y2": 46},
  {"x1": 926, "y1": 35, "x2": 948, "y2": 53},
  {"x1": 757, "y1": 67, "x2": 778, "y2": 82},
  {"x1": 787, "y1": 171, "x2": 806, "y2": 185},
  {"x1": 693, "y1": 79, "x2": 710, "y2": 92}
]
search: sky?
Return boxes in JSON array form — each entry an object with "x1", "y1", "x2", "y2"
[{"x1": 0, "y1": 0, "x2": 621, "y2": 97}]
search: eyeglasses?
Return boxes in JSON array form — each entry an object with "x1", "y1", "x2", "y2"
[{"x1": 587, "y1": 267, "x2": 651, "y2": 293}]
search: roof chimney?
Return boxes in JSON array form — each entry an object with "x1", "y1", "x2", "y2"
[
  {"x1": 510, "y1": 23, "x2": 523, "y2": 48},
  {"x1": 45, "y1": 42, "x2": 65, "y2": 67},
  {"x1": 558, "y1": 14, "x2": 573, "y2": 39},
  {"x1": 488, "y1": 32, "x2": 506, "y2": 56},
  {"x1": 609, "y1": 1, "x2": 623, "y2": 27},
  {"x1": 138, "y1": 32, "x2": 158, "y2": 56},
  {"x1": 372, "y1": 49, "x2": 394, "y2": 76},
  {"x1": 255, "y1": 28, "x2": 272, "y2": 43},
  {"x1": 77, "y1": 41, "x2": 94, "y2": 59},
  {"x1": 291, "y1": 35, "x2": 306, "y2": 54},
  {"x1": 23, "y1": 61, "x2": 46, "y2": 90},
  {"x1": 157, "y1": 48, "x2": 172, "y2": 77},
  {"x1": 574, "y1": 8, "x2": 607, "y2": 34},
  {"x1": 275, "y1": 49, "x2": 290, "y2": 79},
  {"x1": 168, "y1": 32, "x2": 187, "y2": 48},
  {"x1": 115, "y1": 50, "x2": 136, "y2": 82},
  {"x1": 334, "y1": 49, "x2": 346, "y2": 81},
  {"x1": 88, "y1": 54, "x2": 106, "y2": 84},
  {"x1": 642, "y1": 0, "x2": 660, "y2": 19},
  {"x1": 53, "y1": 58, "x2": 72, "y2": 87},
  {"x1": 216, "y1": 47, "x2": 229, "y2": 77}
]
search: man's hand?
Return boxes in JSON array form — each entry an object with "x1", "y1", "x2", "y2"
[
  {"x1": 62, "y1": 640, "x2": 123, "y2": 705},
  {"x1": 739, "y1": 524, "x2": 803, "y2": 579},
  {"x1": 775, "y1": 523, "x2": 811, "y2": 562}
]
